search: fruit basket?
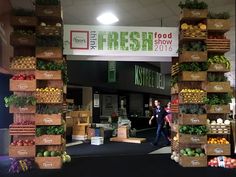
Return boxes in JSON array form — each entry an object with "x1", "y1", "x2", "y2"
[
  {"x1": 207, "y1": 124, "x2": 230, "y2": 134},
  {"x1": 35, "y1": 88, "x2": 63, "y2": 103},
  {"x1": 179, "y1": 89, "x2": 206, "y2": 103},
  {"x1": 35, "y1": 114, "x2": 62, "y2": 125},
  {"x1": 35, "y1": 135, "x2": 62, "y2": 145},
  {"x1": 9, "y1": 145, "x2": 35, "y2": 157},
  {"x1": 208, "y1": 63, "x2": 230, "y2": 72},
  {"x1": 206, "y1": 105, "x2": 230, "y2": 114},
  {"x1": 203, "y1": 81, "x2": 231, "y2": 93},
  {"x1": 35, "y1": 70, "x2": 61, "y2": 80},
  {"x1": 179, "y1": 114, "x2": 207, "y2": 125},
  {"x1": 179, "y1": 51, "x2": 207, "y2": 63},
  {"x1": 180, "y1": 8, "x2": 208, "y2": 20},
  {"x1": 35, "y1": 157, "x2": 62, "y2": 169},
  {"x1": 36, "y1": 47, "x2": 62, "y2": 59},
  {"x1": 10, "y1": 56, "x2": 36, "y2": 70}
]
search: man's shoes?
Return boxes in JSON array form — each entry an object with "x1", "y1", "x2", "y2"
[{"x1": 150, "y1": 142, "x2": 158, "y2": 146}]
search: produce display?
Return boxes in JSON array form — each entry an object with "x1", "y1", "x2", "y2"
[
  {"x1": 180, "y1": 147, "x2": 205, "y2": 157},
  {"x1": 9, "y1": 158, "x2": 34, "y2": 174},
  {"x1": 208, "y1": 34, "x2": 227, "y2": 39},
  {"x1": 40, "y1": 22, "x2": 62, "y2": 27},
  {"x1": 36, "y1": 36, "x2": 62, "y2": 47},
  {"x1": 12, "y1": 74, "x2": 35, "y2": 80},
  {"x1": 179, "y1": 104, "x2": 206, "y2": 114},
  {"x1": 207, "y1": 73, "x2": 228, "y2": 82},
  {"x1": 36, "y1": 150, "x2": 62, "y2": 157},
  {"x1": 179, "y1": 125, "x2": 208, "y2": 135},
  {"x1": 179, "y1": 62, "x2": 208, "y2": 71},
  {"x1": 207, "y1": 55, "x2": 231, "y2": 69},
  {"x1": 170, "y1": 75, "x2": 178, "y2": 87},
  {"x1": 37, "y1": 60, "x2": 68, "y2": 84},
  {"x1": 11, "y1": 139, "x2": 35, "y2": 146},
  {"x1": 36, "y1": 104, "x2": 62, "y2": 114},
  {"x1": 35, "y1": 87, "x2": 62, "y2": 103},
  {"x1": 203, "y1": 93, "x2": 232, "y2": 105},
  {"x1": 4, "y1": 95, "x2": 36, "y2": 108},
  {"x1": 207, "y1": 137, "x2": 229, "y2": 144},
  {"x1": 207, "y1": 118, "x2": 230, "y2": 134},
  {"x1": 36, "y1": 125, "x2": 64, "y2": 136},
  {"x1": 12, "y1": 30, "x2": 35, "y2": 36},
  {"x1": 178, "y1": 0, "x2": 208, "y2": 9},
  {"x1": 181, "y1": 41, "x2": 206, "y2": 52},
  {"x1": 181, "y1": 23, "x2": 206, "y2": 38},
  {"x1": 12, "y1": 121, "x2": 35, "y2": 125},
  {"x1": 10, "y1": 56, "x2": 36, "y2": 70},
  {"x1": 171, "y1": 151, "x2": 180, "y2": 162},
  {"x1": 208, "y1": 156, "x2": 236, "y2": 168},
  {"x1": 208, "y1": 12, "x2": 230, "y2": 19},
  {"x1": 37, "y1": 22, "x2": 61, "y2": 36},
  {"x1": 12, "y1": 9, "x2": 35, "y2": 16},
  {"x1": 179, "y1": 89, "x2": 206, "y2": 103}
]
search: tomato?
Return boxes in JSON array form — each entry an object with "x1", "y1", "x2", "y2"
[{"x1": 17, "y1": 142, "x2": 23, "y2": 146}]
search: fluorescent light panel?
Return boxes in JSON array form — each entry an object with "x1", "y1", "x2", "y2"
[{"x1": 96, "y1": 12, "x2": 119, "y2": 25}]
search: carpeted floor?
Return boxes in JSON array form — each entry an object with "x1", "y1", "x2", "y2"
[{"x1": 0, "y1": 154, "x2": 236, "y2": 177}]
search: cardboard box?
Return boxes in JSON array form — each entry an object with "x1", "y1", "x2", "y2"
[
  {"x1": 117, "y1": 126, "x2": 129, "y2": 138},
  {"x1": 91, "y1": 137, "x2": 104, "y2": 145}
]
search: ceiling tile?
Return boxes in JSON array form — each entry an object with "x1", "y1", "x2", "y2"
[
  {"x1": 139, "y1": 0, "x2": 163, "y2": 7},
  {"x1": 116, "y1": 0, "x2": 143, "y2": 11},
  {"x1": 162, "y1": 15, "x2": 178, "y2": 27}
]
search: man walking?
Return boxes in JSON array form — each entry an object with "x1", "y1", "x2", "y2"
[{"x1": 149, "y1": 100, "x2": 170, "y2": 146}]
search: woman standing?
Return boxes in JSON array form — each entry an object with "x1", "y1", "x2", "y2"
[{"x1": 164, "y1": 102, "x2": 172, "y2": 141}]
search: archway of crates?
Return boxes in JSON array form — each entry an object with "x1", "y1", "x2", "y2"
[{"x1": 63, "y1": 25, "x2": 178, "y2": 148}]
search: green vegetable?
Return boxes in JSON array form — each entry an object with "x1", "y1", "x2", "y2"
[
  {"x1": 4, "y1": 95, "x2": 36, "y2": 107},
  {"x1": 179, "y1": 62, "x2": 208, "y2": 71},
  {"x1": 179, "y1": 0, "x2": 208, "y2": 9},
  {"x1": 208, "y1": 12, "x2": 230, "y2": 19},
  {"x1": 179, "y1": 125, "x2": 208, "y2": 135},
  {"x1": 203, "y1": 93, "x2": 232, "y2": 105},
  {"x1": 36, "y1": 125, "x2": 65, "y2": 136},
  {"x1": 207, "y1": 73, "x2": 228, "y2": 82}
]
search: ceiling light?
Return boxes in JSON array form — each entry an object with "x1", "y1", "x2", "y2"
[{"x1": 96, "y1": 12, "x2": 119, "y2": 25}]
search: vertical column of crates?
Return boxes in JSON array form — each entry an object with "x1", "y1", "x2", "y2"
[
  {"x1": 171, "y1": 6, "x2": 209, "y2": 167},
  {"x1": 205, "y1": 13, "x2": 232, "y2": 161},
  {"x1": 8, "y1": 8, "x2": 37, "y2": 159},
  {"x1": 34, "y1": 0, "x2": 65, "y2": 169}
]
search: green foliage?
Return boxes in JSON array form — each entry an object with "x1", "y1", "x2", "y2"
[
  {"x1": 203, "y1": 93, "x2": 232, "y2": 105},
  {"x1": 208, "y1": 12, "x2": 230, "y2": 19},
  {"x1": 179, "y1": 62, "x2": 208, "y2": 71},
  {"x1": 12, "y1": 9, "x2": 35, "y2": 16},
  {"x1": 37, "y1": 60, "x2": 68, "y2": 84},
  {"x1": 181, "y1": 41, "x2": 206, "y2": 53},
  {"x1": 36, "y1": 36, "x2": 62, "y2": 47},
  {"x1": 179, "y1": 104, "x2": 206, "y2": 114},
  {"x1": 207, "y1": 55, "x2": 231, "y2": 69},
  {"x1": 179, "y1": 0, "x2": 208, "y2": 9},
  {"x1": 207, "y1": 73, "x2": 228, "y2": 82},
  {"x1": 36, "y1": 104, "x2": 62, "y2": 114},
  {"x1": 179, "y1": 125, "x2": 208, "y2": 135},
  {"x1": 4, "y1": 95, "x2": 36, "y2": 107},
  {"x1": 36, "y1": 125, "x2": 64, "y2": 136},
  {"x1": 36, "y1": 0, "x2": 60, "y2": 5},
  {"x1": 171, "y1": 75, "x2": 178, "y2": 87},
  {"x1": 12, "y1": 30, "x2": 35, "y2": 36}
]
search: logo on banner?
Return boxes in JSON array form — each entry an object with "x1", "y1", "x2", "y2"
[{"x1": 70, "y1": 31, "x2": 89, "y2": 49}]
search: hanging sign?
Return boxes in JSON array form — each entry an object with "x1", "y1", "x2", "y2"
[{"x1": 63, "y1": 25, "x2": 178, "y2": 57}]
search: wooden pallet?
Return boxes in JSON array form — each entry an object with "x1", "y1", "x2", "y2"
[{"x1": 110, "y1": 137, "x2": 146, "y2": 144}]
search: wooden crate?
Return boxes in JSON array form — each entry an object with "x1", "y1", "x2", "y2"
[
  {"x1": 206, "y1": 105, "x2": 230, "y2": 114},
  {"x1": 179, "y1": 31, "x2": 206, "y2": 42},
  {"x1": 35, "y1": 91, "x2": 63, "y2": 104},
  {"x1": 36, "y1": 5, "x2": 61, "y2": 18},
  {"x1": 207, "y1": 19, "x2": 231, "y2": 32},
  {"x1": 72, "y1": 124, "x2": 89, "y2": 135},
  {"x1": 36, "y1": 26, "x2": 62, "y2": 36},
  {"x1": 179, "y1": 114, "x2": 207, "y2": 125},
  {"x1": 180, "y1": 8, "x2": 208, "y2": 20},
  {"x1": 10, "y1": 79, "x2": 36, "y2": 92},
  {"x1": 10, "y1": 16, "x2": 37, "y2": 27},
  {"x1": 9, "y1": 124, "x2": 35, "y2": 135},
  {"x1": 179, "y1": 134, "x2": 207, "y2": 144},
  {"x1": 117, "y1": 126, "x2": 129, "y2": 138},
  {"x1": 179, "y1": 92, "x2": 206, "y2": 104},
  {"x1": 35, "y1": 157, "x2": 62, "y2": 169},
  {"x1": 35, "y1": 70, "x2": 62, "y2": 80},
  {"x1": 203, "y1": 81, "x2": 231, "y2": 93},
  {"x1": 9, "y1": 145, "x2": 35, "y2": 157},
  {"x1": 208, "y1": 63, "x2": 229, "y2": 72},
  {"x1": 179, "y1": 156, "x2": 207, "y2": 167},
  {"x1": 179, "y1": 51, "x2": 207, "y2": 63},
  {"x1": 171, "y1": 104, "x2": 179, "y2": 113},
  {"x1": 35, "y1": 114, "x2": 61, "y2": 125},
  {"x1": 206, "y1": 144, "x2": 231, "y2": 156},
  {"x1": 207, "y1": 39, "x2": 230, "y2": 51},
  {"x1": 180, "y1": 71, "x2": 207, "y2": 81},
  {"x1": 208, "y1": 124, "x2": 230, "y2": 134},
  {"x1": 9, "y1": 105, "x2": 36, "y2": 114},
  {"x1": 35, "y1": 135, "x2": 62, "y2": 145},
  {"x1": 36, "y1": 47, "x2": 62, "y2": 59},
  {"x1": 10, "y1": 33, "x2": 35, "y2": 46}
]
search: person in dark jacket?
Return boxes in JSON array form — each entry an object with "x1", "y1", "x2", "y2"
[{"x1": 149, "y1": 100, "x2": 170, "y2": 146}]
